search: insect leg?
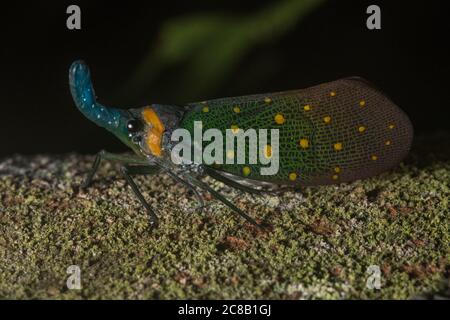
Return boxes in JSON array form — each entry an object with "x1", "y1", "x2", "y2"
[
  {"x1": 163, "y1": 170, "x2": 204, "y2": 213},
  {"x1": 82, "y1": 150, "x2": 148, "y2": 188},
  {"x1": 120, "y1": 165, "x2": 160, "y2": 228},
  {"x1": 204, "y1": 167, "x2": 266, "y2": 195},
  {"x1": 185, "y1": 175, "x2": 265, "y2": 230}
]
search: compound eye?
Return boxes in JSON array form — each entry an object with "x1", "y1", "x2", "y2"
[{"x1": 127, "y1": 119, "x2": 143, "y2": 134}]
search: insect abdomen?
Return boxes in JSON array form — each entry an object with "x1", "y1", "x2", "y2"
[{"x1": 180, "y1": 78, "x2": 413, "y2": 186}]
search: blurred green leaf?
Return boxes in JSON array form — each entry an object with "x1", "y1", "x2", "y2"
[{"x1": 121, "y1": 0, "x2": 325, "y2": 101}]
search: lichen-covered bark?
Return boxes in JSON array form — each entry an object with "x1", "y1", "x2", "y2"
[{"x1": 0, "y1": 133, "x2": 449, "y2": 299}]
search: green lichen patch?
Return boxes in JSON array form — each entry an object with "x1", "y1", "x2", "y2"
[{"x1": 0, "y1": 133, "x2": 449, "y2": 299}]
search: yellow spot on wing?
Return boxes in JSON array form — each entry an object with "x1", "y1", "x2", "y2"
[
  {"x1": 289, "y1": 172, "x2": 297, "y2": 181},
  {"x1": 333, "y1": 142, "x2": 343, "y2": 151},
  {"x1": 264, "y1": 97, "x2": 272, "y2": 104},
  {"x1": 388, "y1": 124, "x2": 395, "y2": 129},
  {"x1": 303, "y1": 105, "x2": 311, "y2": 111},
  {"x1": 334, "y1": 167, "x2": 341, "y2": 173},
  {"x1": 233, "y1": 106, "x2": 241, "y2": 113},
  {"x1": 359, "y1": 100, "x2": 366, "y2": 107},
  {"x1": 330, "y1": 91, "x2": 336, "y2": 97},
  {"x1": 358, "y1": 126, "x2": 366, "y2": 133},
  {"x1": 385, "y1": 140, "x2": 391, "y2": 146},
  {"x1": 263, "y1": 145, "x2": 272, "y2": 159},
  {"x1": 332, "y1": 174, "x2": 339, "y2": 180},
  {"x1": 242, "y1": 166, "x2": 251, "y2": 176},
  {"x1": 323, "y1": 116, "x2": 331, "y2": 124},
  {"x1": 274, "y1": 114, "x2": 285, "y2": 124},
  {"x1": 231, "y1": 125, "x2": 240, "y2": 134},
  {"x1": 371, "y1": 155, "x2": 378, "y2": 161},
  {"x1": 299, "y1": 138, "x2": 309, "y2": 149},
  {"x1": 202, "y1": 106, "x2": 209, "y2": 113}
]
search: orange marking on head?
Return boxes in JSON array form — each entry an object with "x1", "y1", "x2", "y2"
[
  {"x1": 143, "y1": 107, "x2": 164, "y2": 132},
  {"x1": 142, "y1": 107, "x2": 165, "y2": 157}
]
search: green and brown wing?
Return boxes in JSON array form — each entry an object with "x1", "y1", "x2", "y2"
[{"x1": 180, "y1": 78, "x2": 413, "y2": 186}]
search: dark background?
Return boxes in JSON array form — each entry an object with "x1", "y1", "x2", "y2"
[{"x1": 1, "y1": 0, "x2": 449, "y2": 157}]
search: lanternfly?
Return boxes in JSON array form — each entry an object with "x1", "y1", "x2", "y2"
[{"x1": 70, "y1": 61, "x2": 413, "y2": 229}]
